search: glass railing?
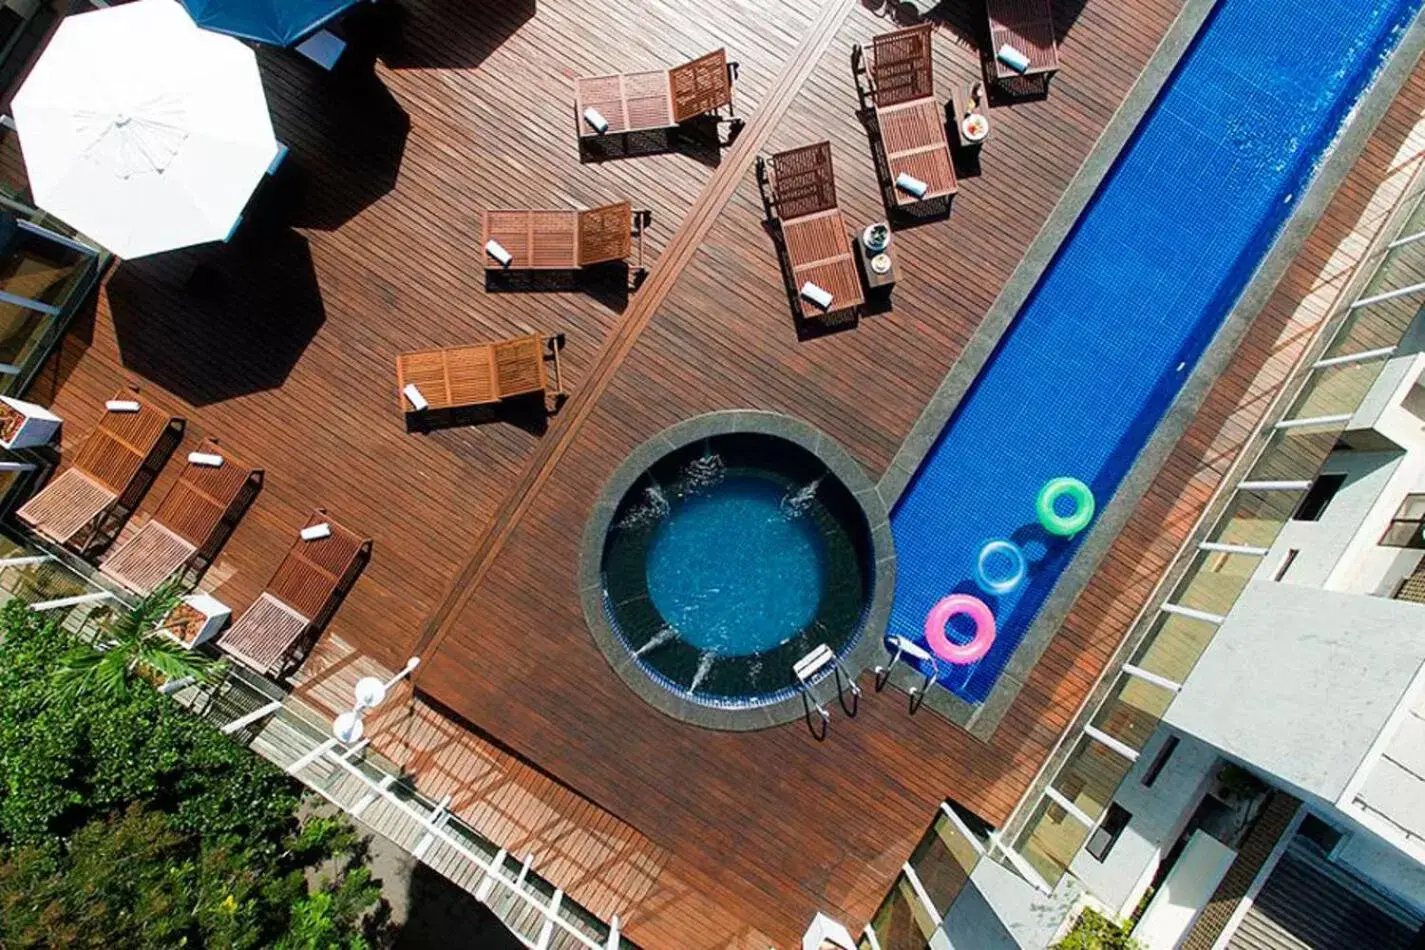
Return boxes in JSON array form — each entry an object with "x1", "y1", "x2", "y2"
[
  {"x1": 857, "y1": 172, "x2": 1425, "y2": 950},
  {"x1": 860, "y1": 805, "x2": 987, "y2": 950},
  {"x1": 1003, "y1": 182, "x2": 1425, "y2": 893}
]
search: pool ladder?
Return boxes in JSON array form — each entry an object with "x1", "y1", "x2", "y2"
[
  {"x1": 874, "y1": 635, "x2": 939, "y2": 713},
  {"x1": 793, "y1": 643, "x2": 861, "y2": 738}
]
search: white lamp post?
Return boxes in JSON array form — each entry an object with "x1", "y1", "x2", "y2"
[{"x1": 333, "y1": 657, "x2": 420, "y2": 744}]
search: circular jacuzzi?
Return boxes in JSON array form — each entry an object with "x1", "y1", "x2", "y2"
[{"x1": 579, "y1": 412, "x2": 895, "y2": 730}]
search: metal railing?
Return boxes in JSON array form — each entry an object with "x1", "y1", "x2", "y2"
[{"x1": 0, "y1": 533, "x2": 628, "y2": 950}]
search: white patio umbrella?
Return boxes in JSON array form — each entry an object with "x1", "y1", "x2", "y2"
[{"x1": 10, "y1": 0, "x2": 279, "y2": 259}]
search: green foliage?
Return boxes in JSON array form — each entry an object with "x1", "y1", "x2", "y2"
[
  {"x1": 1053, "y1": 908, "x2": 1142, "y2": 950},
  {"x1": 0, "y1": 601, "x2": 386, "y2": 948},
  {"x1": 0, "y1": 600, "x2": 294, "y2": 844},
  {"x1": 53, "y1": 579, "x2": 220, "y2": 702}
]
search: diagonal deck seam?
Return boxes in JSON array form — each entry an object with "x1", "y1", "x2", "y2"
[{"x1": 412, "y1": 0, "x2": 859, "y2": 668}]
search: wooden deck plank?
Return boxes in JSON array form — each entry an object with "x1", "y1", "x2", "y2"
[{"x1": 20, "y1": 0, "x2": 1425, "y2": 945}]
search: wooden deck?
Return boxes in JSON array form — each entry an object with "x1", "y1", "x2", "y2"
[{"x1": 15, "y1": 0, "x2": 1425, "y2": 944}]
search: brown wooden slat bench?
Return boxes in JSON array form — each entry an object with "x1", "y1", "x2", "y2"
[
  {"x1": 855, "y1": 25, "x2": 957, "y2": 209},
  {"x1": 988, "y1": 0, "x2": 1059, "y2": 84},
  {"x1": 99, "y1": 440, "x2": 262, "y2": 594},
  {"x1": 574, "y1": 49, "x2": 736, "y2": 139},
  {"x1": 16, "y1": 391, "x2": 182, "y2": 550},
  {"x1": 482, "y1": 201, "x2": 647, "y2": 272},
  {"x1": 395, "y1": 333, "x2": 565, "y2": 414},
  {"x1": 760, "y1": 142, "x2": 864, "y2": 321},
  {"x1": 217, "y1": 511, "x2": 370, "y2": 677}
]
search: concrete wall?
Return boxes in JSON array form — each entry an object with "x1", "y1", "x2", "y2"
[
  {"x1": 1336, "y1": 819, "x2": 1425, "y2": 915},
  {"x1": 1068, "y1": 729, "x2": 1220, "y2": 918},
  {"x1": 1326, "y1": 345, "x2": 1425, "y2": 595},
  {"x1": 1256, "y1": 449, "x2": 1403, "y2": 590},
  {"x1": 1165, "y1": 581, "x2": 1425, "y2": 803}
]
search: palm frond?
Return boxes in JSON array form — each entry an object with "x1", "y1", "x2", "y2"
[{"x1": 53, "y1": 645, "x2": 131, "y2": 701}]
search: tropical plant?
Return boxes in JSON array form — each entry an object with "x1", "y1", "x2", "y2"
[
  {"x1": 0, "y1": 601, "x2": 388, "y2": 947},
  {"x1": 0, "y1": 804, "x2": 384, "y2": 949},
  {"x1": 51, "y1": 578, "x2": 220, "y2": 700},
  {"x1": 1053, "y1": 907, "x2": 1142, "y2": 950}
]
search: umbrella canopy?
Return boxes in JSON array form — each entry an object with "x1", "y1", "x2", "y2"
[
  {"x1": 11, "y1": 0, "x2": 279, "y2": 259},
  {"x1": 181, "y1": 0, "x2": 360, "y2": 47}
]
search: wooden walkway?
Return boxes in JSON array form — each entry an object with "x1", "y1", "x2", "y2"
[{"x1": 16, "y1": 0, "x2": 1425, "y2": 943}]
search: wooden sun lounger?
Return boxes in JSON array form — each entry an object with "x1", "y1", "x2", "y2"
[
  {"x1": 762, "y1": 142, "x2": 864, "y2": 320},
  {"x1": 482, "y1": 202, "x2": 646, "y2": 271},
  {"x1": 217, "y1": 511, "x2": 370, "y2": 677},
  {"x1": 988, "y1": 0, "x2": 1059, "y2": 83},
  {"x1": 573, "y1": 49, "x2": 735, "y2": 139},
  {"x1": 857, "y1": 25, "x2": 957, "y2": 208},
  {"x1": 99, "y1": 440, "x2": 261, "y2": 594},
  {"x1": 396, "y1": 333, "x2": 565, "y2": 413},
  {"x1": 16, "y1": 391, "x2": 181, "y2": 549}
]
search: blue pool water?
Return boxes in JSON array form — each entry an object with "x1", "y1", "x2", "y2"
[
  {"x1": 648, "y1": 476, "x2": 827, "y2": 656},
  {"x1": 889, "y1": 0, "x2": 1423, "y2": 705}
]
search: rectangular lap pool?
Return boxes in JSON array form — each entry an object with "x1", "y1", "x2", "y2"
[{"x1": 888, "y1": 0, "x2": 1423, "y2": 710}]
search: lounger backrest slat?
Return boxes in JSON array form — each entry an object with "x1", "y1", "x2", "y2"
[
  {"x1": 398, "y1": 349, "x2": 456, "y2": 408},
  {"x1": 577, "y1": 201, "x2": 633, "y2": 266},
  {"x1": 530, "y1": 210, "x2": 579, "y2": 268},
  {"x1": 988, "y1": 0, "x2": 1059, "y2": 77},
  {"x1": 870, "y1": 25, "x2": 935, "y2": 108},
  {"x1": 484, "y1": 210, "x2": 534, "y2": 268},
  {"x1": 493, "y1": 335, "x2": 548, "y2": 398},
  {"x1": 877, "y1": 98, "x2": 957, "y2": 204},
  {"x1": 577, "y1": 74, "x2": 632, "y2": 134},
  {"x1": 72, "y1": 396, "x2": 172, "y2": 495},
  {"x1": 670, "y1": 48, "x2": 732, "y2": 123},
  {"x1": 444, "y1": 345, "x2": 500, "y2": 407},
  {"x1": 153, "y1": 445, "x2": 254, "y2": 548},
  {"x1": 768, "y1": 142, "x2": 839, "y2": 222},
  {"x1": 621, "y1": 69, "x2": 676, "y2": 131},
  {"x1": 267, "y1": 514, "x2": 367, "y2": 620}
]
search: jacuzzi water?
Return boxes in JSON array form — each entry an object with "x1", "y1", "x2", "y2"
[
  {"x1": 647, "y1": 476, "x2": 827, "y2": 655},
  {"x1": 887, "y1": 0, "x2": 1424, "y2": 706},
  {"x1": 600, "y1": 433, "x2": 873, "y2": 706}
]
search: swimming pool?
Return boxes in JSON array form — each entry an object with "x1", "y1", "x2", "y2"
[{"x1": 889, "y1": 0, "x2": 1424, "y2": 707}]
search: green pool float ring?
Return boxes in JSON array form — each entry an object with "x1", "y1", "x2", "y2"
[{"x1": 1037, "y1": 477, "x2": 1095, "y2": 537}]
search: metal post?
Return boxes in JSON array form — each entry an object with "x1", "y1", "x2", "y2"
[
  {"x1": 1084, "y1": 724, "x2": 1140, "y2": 762},
  {"x1": 536, "y1": 889, "x2": 563, "y2": 949},
  {"x1": 1350, "y1": 279, "x2": 1425, "y2": 309},
  {"x1": 287, "y1": 736, "x2": 339, "y2": 775},
  {"x1": 1198, "y1": 540, "x2": 1269, "y2": 556},
  {"x1": 158, "y1": 675, "x2": 196, "y2": 695},
  {"x1": 221, "y1": 699, "x2": 284, "y2": 734},
  {"x1": 30, "y1": 591, "x2": 113, "y2": 611},
  {"x1": 0, "y1": 555, "x2": 51, "y2": 568},
  {"x1": 1313, "y1": 345, "x2": 1395, "y2": 368},
  {"x1": 1043, "y1": 786, "x2": 1096, "y2": 828},
  {"x1": 1160, "y1": 602, "x2": 1226, "y2": 625}
]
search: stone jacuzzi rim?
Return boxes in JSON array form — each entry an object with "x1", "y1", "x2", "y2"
[{"x1": 577, "y1": 410, "x2": 896, "y2": 731}]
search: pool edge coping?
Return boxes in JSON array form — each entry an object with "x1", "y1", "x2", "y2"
[
  {"x1": 879, "y1": 0, "x2": 1425, "y2": 739},
  {"x1": 578, "y1": 410, "x2": 896, "y2": 732}
]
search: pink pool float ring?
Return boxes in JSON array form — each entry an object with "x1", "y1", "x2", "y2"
[{"x1": 924, "y1": 594, "x2": 997, "y2": 665}]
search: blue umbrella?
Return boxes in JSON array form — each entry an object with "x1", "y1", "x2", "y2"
[{"x1": 181, "y1": 0, "x2": 359, "y2": 47}]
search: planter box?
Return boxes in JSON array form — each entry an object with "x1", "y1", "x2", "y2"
[
  {"x1": 0, "y1": 396, "x2": 60, "y2": 450},
  {"x1": 165, "y1": 593, "x2": 230, "y2": 649}
]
